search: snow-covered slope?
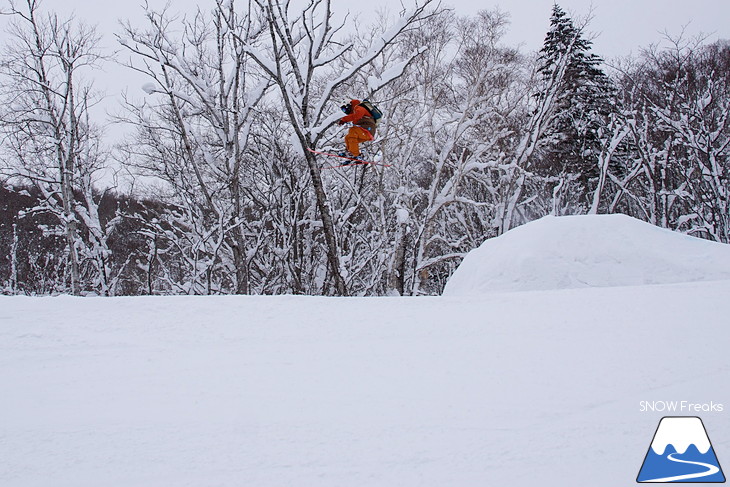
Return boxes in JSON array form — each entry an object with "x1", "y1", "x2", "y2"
[
  {"x1": 444, "y1": 214, "x2": 730, "y2": 295},
  {"x1": 2, "y1": 286, "x2": 730, "y2": 487},
  {"x1": 1, "y1": 215, "x2": 729, "y2": 487}
]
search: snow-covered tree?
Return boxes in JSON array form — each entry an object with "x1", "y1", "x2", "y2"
[
  {"x1": 408, "y1": 10, "x2": 531, "y2": 294},
  {"x1": 243, "y1": 0, "x2": 436, "y2": 296},
  {"x1": 537, "y1": 5, "x2": 616, "y2": 210},
  {"x1": 616, "y1": 37, "x2": 730, "y2": 242},
  {"x1": 118, "y1": 1, "x2": 271, "y2": 294},
  {"x1": 496, "y1": 4, "x2": 618, "y2": 231},
  {"x1": 347, "y1": 9, "x2": 532, "y2": 295},
  {"x1": 0, "y1": 0, "x2": 116, "y2": 295}
]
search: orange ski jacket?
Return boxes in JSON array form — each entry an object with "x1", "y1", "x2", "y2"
[{"x1": 340, "y1": 99, "x2": 377, "y2": 135}]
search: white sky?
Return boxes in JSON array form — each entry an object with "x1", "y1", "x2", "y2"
[
  {"x1": 17, "y1": 0, "x2": 730, "y2": 58},
  {"x1": 3, "y1": 0, "x2": 729, "y2": 116},
  {"x1": 456, "y1": 0, "x2": 730, "y2": 57}
]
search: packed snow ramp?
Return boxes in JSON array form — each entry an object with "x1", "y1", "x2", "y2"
[{"x1": 444, "y1": 214, "x2": 730, "y2": 295}]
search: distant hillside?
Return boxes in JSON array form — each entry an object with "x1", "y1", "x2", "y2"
[{"x1": 0, "y1": 184, "x2": 165, "y2": 295}]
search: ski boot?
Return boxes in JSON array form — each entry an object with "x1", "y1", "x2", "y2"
[{"x1": 338, "y1": 151, "x2": 362, "y2": 165}]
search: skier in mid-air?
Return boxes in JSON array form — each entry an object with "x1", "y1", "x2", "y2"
[{"x1": 338, "y1": 99, "x2": 377, "y2": 161}]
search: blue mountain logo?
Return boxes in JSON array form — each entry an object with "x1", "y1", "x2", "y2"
[{"x1": 638, "y1": 416, "x2": 725, "y2": 483}]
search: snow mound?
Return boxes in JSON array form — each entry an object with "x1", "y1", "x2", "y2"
[{"x1": 443, "y1": 214, "x2": 730, "y2": 295}]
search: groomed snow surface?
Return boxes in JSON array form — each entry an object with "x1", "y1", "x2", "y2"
[{"x1": 2, "y1": 214, "x2": 729, "y2": 486}]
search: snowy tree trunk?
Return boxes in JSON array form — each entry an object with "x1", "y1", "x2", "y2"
[
  {"x1": 305, "y1": 151, "x2": 348, "y2": 295},
  {"x1": 0, "y1": 0, "x2": 107, "y2": 295},
  {"x1": 589, "y1": 118, "x2": 629, "y2": 214},
  {"x1": 388, "y1": 208, "x2": 409, "y2": 296},
  {"x1": 10, "y1": 222, "x2": 19, "y2": 294}
]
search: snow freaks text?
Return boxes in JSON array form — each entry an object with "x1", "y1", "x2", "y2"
[{"x1": 639, "y1": 401, "x2": 724, "y2": 413}]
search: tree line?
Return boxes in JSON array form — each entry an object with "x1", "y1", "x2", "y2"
[{"x1": 1, "y1": 0, "x2": 728, "y2": 296}]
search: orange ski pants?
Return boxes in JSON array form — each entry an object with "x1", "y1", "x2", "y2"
[{"x1": 345, "y1": 126, "x2": 373, "y2": 157}]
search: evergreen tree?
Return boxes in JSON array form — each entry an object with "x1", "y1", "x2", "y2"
[{"x1": 534, "y1": 4, "x2": 617, "y2": 209}]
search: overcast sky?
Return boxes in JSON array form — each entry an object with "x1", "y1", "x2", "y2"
[
  {"x1": 11, "y1": 0, "x2": 727, "y2": 58},
  {"x1": 3, "y1": 0, "x2": 728, "y2": 110}
]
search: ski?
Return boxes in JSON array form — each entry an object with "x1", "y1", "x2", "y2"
[{"x1": 306, "y1": 148, "x2": 392, "y2": 168}]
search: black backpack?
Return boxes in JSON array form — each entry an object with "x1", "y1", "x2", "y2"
[{"x1": 359, "y1": 99, "x2": 383, "y2": 123}]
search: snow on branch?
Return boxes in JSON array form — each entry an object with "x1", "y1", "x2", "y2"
[
  {"x1": 367, "y1": 47, "x2": 427, "y2": 94},
  {"x1": 241, "y1": 44, "x2": 279, "y2": 78},
  {"x1": 309, "y1": 2, "x2": 435, "y2": 132}
]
